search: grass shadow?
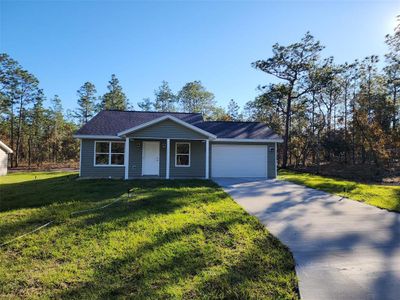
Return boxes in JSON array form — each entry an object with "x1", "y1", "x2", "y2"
[{"x1": 53, "y1": 212, "x2": 297, "y2": 299}]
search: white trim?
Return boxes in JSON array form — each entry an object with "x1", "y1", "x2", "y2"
[
  {"x1": 275, "y1": 142, "x2": 278, "y2": 177},
  {"x1": 0, "y1": 141, "x2": 13, "y2": 153},
  {"x1": 74, "y1": 135, "x2": 282, "y2": 143},
  {"x1": 124, "y1": 137, "x2": 129, "y2": 179},
  {"x1": 214, "y1": 138, "x2": 284, "y2": 143},
  {"x1": 94, "y1": 141, "x2": 125, "y2": 167},
  {"x1": 120, "y1": 136, "x2": 207, "y2": 141},
  {"x1": 79, "y1": 140, "x2": 82, "y2": 177},
  {"x1": 166, "y1": 139, "x2": 170, "y2": 179},
  {"x1": 266, "y1": 144, "x2": 268, "y2": 178},
  {"x1": 175, "y1": 142, "x2": 191, "y2": 167},
  {"x1": 117, "y1": 115, "x2": 217, "y2": 138},
  {"x1": 142, "y1": 141, "x2": 160, "y2": 176},
  {"x1": 74, "y1": 134, "x2": 123, "y2": 140},
  {"x1": 205, "y1": 139, "x2": 209, "y2": 179}
]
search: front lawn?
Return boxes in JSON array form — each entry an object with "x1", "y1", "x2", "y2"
[
  {"x1": 279, "y1": 169, "x2": 400, "y2": 212},
  {"x1": 0, "y1": 172, "x2": 298, "y2": 299}
]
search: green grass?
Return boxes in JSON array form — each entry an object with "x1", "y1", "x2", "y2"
[
  {"x1": 279, "y1": 169, "x2": 400, "y2": 212},
  {"x1": 0, "y1": 172, "x2": 298, "y2": 299}
]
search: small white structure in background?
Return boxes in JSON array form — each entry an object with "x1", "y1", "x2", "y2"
[{"x1": 0, "y1": 141, "x2": 13, "y2": 176}]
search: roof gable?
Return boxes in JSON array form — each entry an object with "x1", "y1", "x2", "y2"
[
  {"x1": 75, "y1": 110, "x2": 203, "y2": 136},
  {"x1": 118, "y1": 115, "x2": 216, "y2": 138}
]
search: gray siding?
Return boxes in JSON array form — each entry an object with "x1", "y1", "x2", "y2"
[
  {"x1": 209, "y1": 141, "x2": 277, "y2": 179},
  {"x1": 79, "y1": 138, "x2": 277, "y2": 179},
  {"x1": 128, "y1": 139, "x2": 166, "y2": 178},
  {"x1": 128, "y1": 119, "x2": 208, "y2": 139},
  {"x1": 128, "y1": 139, "x2": 203, "y2": 179},
  {"x1": 129, "y1": 140, "x2": 141, "y2": 178},
  {"x1": 170, "y1": 140, "x2": 206, "y2": 178},
  {"x1": 80, "y1": 139, "x2": 124, "y2": 178}
]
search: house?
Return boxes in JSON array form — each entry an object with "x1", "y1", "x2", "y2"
[
  {"x1": 0, "y1": 141, "x2": 13, "y2": 176},
  {"x1": 73, "y1": 110, "x2": 283, "y2": 179}
]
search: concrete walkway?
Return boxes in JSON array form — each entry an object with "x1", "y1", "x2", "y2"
[{"x1": 214, "y1": 178, "x2": 400, "y2": 300}]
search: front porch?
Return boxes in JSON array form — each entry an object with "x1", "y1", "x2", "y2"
[{"x1": 124, "y1": 138, "x2": 210, "y2": 180}]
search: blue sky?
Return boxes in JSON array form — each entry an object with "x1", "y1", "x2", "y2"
[{"x1": 1, "y1": 0, "x2": 399, "y2": 112}]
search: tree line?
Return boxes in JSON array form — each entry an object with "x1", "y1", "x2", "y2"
[
  {"x1": 0, "y1": 56, "x2": 240, "y2": 168},
  {"x1": 245, "y1": 18, "x2": 399, "y2": 176},
  {"x1": 0, "y1": 58, "x2": 133, "y2": 168},
  {"x1": 74, "y1": 78, "x2": 242, "y2": 123},
  {"x1": 1, "y1": 17, "x2": 398, "y2": 175}
]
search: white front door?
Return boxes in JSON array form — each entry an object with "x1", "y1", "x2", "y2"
[{"x1": 142, "y1": 141, "x2": 160, "y2": 175}]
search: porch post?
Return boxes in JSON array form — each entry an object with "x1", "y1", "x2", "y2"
[
  {"x1": 79, "y1": 139, "x2": 82, "y2": 177},
  {"x1": 166, "y1": 138, "x2": 170, "y2": 179},
  {"x1": 275, "y1": 142, "x2": 278, "y2": 177},
  {"x1": 124, "y1": 137, "x2": 129, "y2": 180},
  {"x1": 205, "y1": 139, "x2": 209, "y2": 179}
]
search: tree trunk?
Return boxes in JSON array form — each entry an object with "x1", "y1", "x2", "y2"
[
  {"x1": 282, "y1": 95, "x2": 292, "y2": 168},
  {"x1": 15, "y1": 97, "x2": 24, "y2": 167},
  {"x1": 393, "y1": 87, "x2": 397, "y2": 130},
  {"x1": 344, "y1": 85, "x2": 348, "y2": 163},
  {"x1": 311, "y1": 93, "x2": 316, "y2": 165},
  {"x1": 10, "y1": 106, "x2": 14, "y2": 168},
  {"x1": 28, "y1": 136, "x2": 32, "y2": 167},
  {"x1": 316, "y1": 130, "x2": 321, "y2": 174}
]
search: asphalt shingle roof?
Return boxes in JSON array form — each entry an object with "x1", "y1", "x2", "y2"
[
  {"x1": 75, "y1": 111, "x2": 203, "y2": 136},
  {"x1": 196, "y1": 121, "x2": 281, "y2": 140},
  {"x1": 75, "y1": 110, "x2": 281, "y2": 140}
]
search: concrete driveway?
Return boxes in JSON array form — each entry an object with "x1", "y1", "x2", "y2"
[{"x1": 214, "y1": 178, "x2": 400, "y2": 300}]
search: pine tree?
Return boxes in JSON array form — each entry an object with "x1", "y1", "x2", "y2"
[
  {"x1": 76, "y1": 82, "x2": 97, "y2": 124},
  {"x1": 252, "y1": 32, "x2": 324, "y2": 168},
  {"x1": 178, "y1": 81, "x2": 216, "y2": 117},
  {"x1": 29, "y1": 92, "x2": 47, "y2": 165},
  {"x1": 227, "y1": 99, "x2": 242, "y2": 121},
  {"x1": 138, "y1": 97, "x2": 153, "y2": 111},
  {"x1": 100, "y1": 74, "x2": 128, "y2": 110},
  {"x1": 153, "y1": 81, "x2": 176, "y2": 112},
  {"x1": 384, "y1": 16, "x2": 400, "y2": 130},
  {"x1": 49, "y1": 95, "x2": 64, "y2": 162}
]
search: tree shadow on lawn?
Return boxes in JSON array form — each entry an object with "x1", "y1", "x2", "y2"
[
  {"x1": 287, "y1": 179, "x2": 358, "y2": 196},
  {"x1": 0, "y1": 177, "x2": 221, "y2": 244},
  {"x1": 0, "y1": 174, "x2": 131, "y2": 212},
  {"x1": 1, "y1": 176, "x2": 221, "y2": 212},
  {"x1": 246, "y1": 180, "x2": 400, "y2": 299},
  {"x1": 1, "y1": 177, "x2": 299, "y2": 299},
  {"x1": 52, "y1": 211, "x2": 298, "y2": 300},
  {"x1": 79, "y1": 186, "x2": 228, "y2": 229},
  {"x1": 1, "y1": 175, "x2": 298, "y2": 298},
  {"x1": 394, "y1": 189, "x2": 400, "y2": 211}
]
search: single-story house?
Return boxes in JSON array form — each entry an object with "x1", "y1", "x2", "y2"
[
  {"x1": 73, "y1": 110, "x2": 283, "y2": 179},
  {"x1": 0, "y1": 141, "x2": 13, "y2": 176}
]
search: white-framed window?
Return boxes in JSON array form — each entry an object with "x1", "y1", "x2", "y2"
[
  {"x1": 175, "y1": 142, "x2": 190, "y2": 167},
  {"x1": 94, "y1": 141, "x2": 125, "y2": 166}
]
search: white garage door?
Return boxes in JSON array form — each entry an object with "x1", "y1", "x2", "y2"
[{"x1": 211, "y1": 144, "x2": 267, "y2": 177}]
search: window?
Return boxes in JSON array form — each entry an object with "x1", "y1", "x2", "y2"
[
  {"x1": 175, "y1": 142, "x2": 190, "y2": 167},
  {"x1": 95, "y1": 141, "x2": 125, "y2": 166}
]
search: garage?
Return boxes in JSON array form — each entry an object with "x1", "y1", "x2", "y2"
[{"x1": 211, "y1": 144, "x2": 267, "y2": 178}]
